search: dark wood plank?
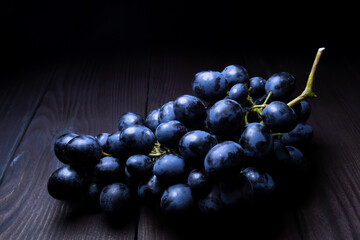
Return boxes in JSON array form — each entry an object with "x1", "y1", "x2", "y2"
[
  {"x1": 291, "y1": 55, "x2": 360, "y2": 239},
  {"x1": 0, "y1": 52, "x2": 151, "y2": 239},
  {"x1": 137, "y1": 49, "x2": 304, "y2": 240},
  {"x1": 0, "y1": 67, "x2": 53, "y2": 181}
]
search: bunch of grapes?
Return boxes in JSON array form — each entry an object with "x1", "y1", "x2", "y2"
[{"x1": 47, "y1": 48, "x2": 324, "y2": 218}]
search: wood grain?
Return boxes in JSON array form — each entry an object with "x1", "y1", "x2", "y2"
[
  {"x1": 0, "y1": 67, "x2": 53, "y2": 182},
  {"x1": 293, "y1": 55, "x2": 360, "y2": 240},
  {"x1": 0, "y1": 53, "x2": 151, "y2": 239}
]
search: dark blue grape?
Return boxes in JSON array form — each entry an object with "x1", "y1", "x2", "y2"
[
  {"x1": 178, "y1": 130, "x2": 218, "y2": 167},
  {"x1": 95, "y1": 133, "x2": 110, "y2": 151},
  {"x1": 155, "y1": 120, "x2": 187, "y2": 149},
  {"x1": 118, "y1": 112, "x2": 145, "y2": 132},
  {"x1": 242, "y1": 167, "x2": 275, "y2": 197},
  {"x1": 204, "y1": 141, "x2": 245, "y2": 177},
  {"x1": 187, "y1": 169, "x2": 211, "y2": 196},
  {"x1": 219, "y1": 173, "x2": 253, "y2": 207},
  {"x1": 85, "y1": 182, "x2": 102, "y2": 209},
  {"x1": 265, "y1": 72, "x2": 296, "y2": 99},
  {"x1": 220, "y1": 64, "x2": 249, "y2": 88},
  {"x1": 125, "y1": 154, "x2": 153, "y2": 179},
  {"x1": 160, "y1": 183, "x2": 195, "y2": 216},
  {"x1": 292, "y1": 100, "x2": 311, "y2": 122},
  {"x1": 286, "y1": 146, "x2": 307, "y2": 174},
  {"x1": 261, "y1": 101, "x2": 297, "y2": 133},
  {"x1": 54, "y1": 132, "x2": 79, "y2": 164},
  {"x1": 65, "y1": 135, "x2": 103, "y2": 167},
  {"x1": 47, "y1": 164, "x2": 86, "y2": 200},
  {"x1": 145, "y1": 108, "x2": 160, "y2": 132},
  {"x1": 153, "y1": 153, "x2": 186, "y2": 185},
  {"x1": 99, "y1": 183, "x2": 131, "y2": 215},
  {"x1": 192, "y1": 71, "x2": 227, "y2": 103},
  {"x1": 239, "y1": 122, "x2": 274, "y2": 160},
  {"x1": 228, "y1": 83, "x2": 249, "y2": 104},
  {"x1": 249, "y1": 76, "x2": 266, "y2": 98},
  {"x1": 138, "y1": 174, "x2": 164, "y2": 204},
  {"x1": 173, "y1": 94, "x2": 207, "y2": 129},
  {"x1": 119, "y1": 125, "x2": 156, "y2": 155},
  {"x1": 281, "y1": 122, "x2": 313, "y2": 147},
  {"x1": 197, "y1": 184, "x2": 224, "y2": 216},
  {"x1": 206, "y1": 99, "x2": 244, "y2": 137},
  {"x1": 272, "y1": 139, "x2": 291, "y2": 167},
  {"x1": 104, "y1": 131, "x2": 128, "y2": 159},
  {"x1": 159, "y1": 101, "x2": 177, "y2": 123},
  {"x1": 94, "y1": 156, "x2": 125, "y2": 184}
]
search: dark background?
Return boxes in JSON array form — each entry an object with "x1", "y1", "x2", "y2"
[{"x1": 1, "y1": 0, "x2": 357, "y2": 72}]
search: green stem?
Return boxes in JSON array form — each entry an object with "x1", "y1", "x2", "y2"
[
  {"x1": 102, "y1": 152, "x2": 112, "y2": 157},
  {"x1": 246, "y1": 95, "x2": 255, "y2": 106},
  {"x1": 272, "y1": 133, "x2": 283, "y2": 136},
  {"x1": 287, "y1": 47, "x2": 325, "y2": 107},
  {"x1": 148, "y1": 143, "x2": 166, "y2": 157},
  {"x1": 249, "y1": 91, "x2": 273, "y2": 110},
  {"x1": 263, "y1": 91, "x2": 273, "y2": 105},
  {"x1": 245, "y1": 111, "x2": 249, "y2": 125}
]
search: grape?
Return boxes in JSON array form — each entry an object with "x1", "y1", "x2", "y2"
[
  {"x1": 94, "y1": 156, "x2": 125, "y2": 185},
  {"x1": 219, "y1": 174, "x2": 253, "y2": 207},
  {"x1": 221, "y1": 64, "x2": 249, "y2": 88},
  {"x1": 265, "y1": 72, "x2": 296, "y2": 99},
  {"x1": 118, "y1": 112, "x2": 145, "y2": 131},
  {"x1": 272, "y1": 140, "x2": 291, "y2": 167},
  {"x1": 119, "y1": 125, "x2": 155, "y2": 155},
  {"x1": 155, "y1": 120, "x2": 188, "y2": 149},
  {"x1": 187, "y1": 169, "x2": 211, "y2": 197},
  {"x1": 178, "y1": 130, "x2": 218, "y2": 167},
  {"x1": 249, "y1": 77, "x2": 266, "y2": 98},
  {"x1": 173, "y1": 94, "x2": 207, "y2": 129},
  {"x1": 261, "y1": 101, "x2": 297, "y2": 133},
  {"x1": 104, "y1": 131, "x2": 128, "y2": 159},
  {"x1": 239, "y1": 122, "x2": 274, "y2": 160},
  {"x1": 95, "y1": 133, "x2": 110, "y2": 151},
  {"x1": 197, "y1": 184, "x2": 224, "y2": 216},
  {"x1": 281, "y1": 122, "x2": 313, "y2": 147},
  {"x1": 242, "y1": 167, "x2": 275, "y2": 197},
  {"x1": 138, "y1": 174, "x2": 164, "y2": 204},
  {"x1": 228, "y1": 83, "x2": 249, "y2": 104},
  {"x1": 54, "y1": 132, "x2": 79, "y2": 164},
  {"x1": 160, "y1": 183, "x2": 195, "y2": 216},
  {"x1": 206, "y1": 99, "x2": 245, "y2": 137},
  {"x1": 65, "y1": 135, "x2": 103, "y2": 167},
  {"x1": 286, "y1": 146, "x2": 307, "y2": 174},
  {"x1": 204, "y1": 141, "x2": 245, "y2": 177},
  {"x1": 153, "y1": 153, "x2": 187, "y2": 185},
  {"x1": 99, "y1": 183, "x2": 131, "y2": 215},
  {"x1": 292, "y1": 100, "x2": 311, "y2": 122},
  {"x1": 192, "y1": 71, "x2": 227, "y2": 103},
  {"x1": 145, "y1": 108, "x2": 160, "y2": 132},
  {"x1": 159, "y1": 101, "x2": 177, "y2": 123},
  {"x1": 125, "y1": 154, "x2": 153, "y2": 179},
  {"x1": 85, "y1": 182, "x2": 102, "y2": 209},
  {"x1": 47, "y1": 165, "x2": 86, "y2": 200}
]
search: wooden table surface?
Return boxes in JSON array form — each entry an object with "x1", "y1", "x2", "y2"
[{"x1": 1, "y1": 45, "x2": 360, "y2": 240}]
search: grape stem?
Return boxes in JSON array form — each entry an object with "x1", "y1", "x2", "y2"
[
  {"x1": 272, "y1": 133, "x2": 283, "y2": 136},
  {"x1": 287, "y1": 47, "x2": 325, "y2": 107},
  {"x1": 246, "y1": 95, "x2": 255, "y2": 106},
  {"x1": 244, "y1": 91, "x2": 272, "y2": 125}
]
